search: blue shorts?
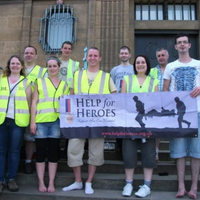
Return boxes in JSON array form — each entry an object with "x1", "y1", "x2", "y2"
[
  {"x1": 170, "y1": 113, "x2": 200, "y2": 159},
  {"x1": 35, "y1": 119, "x2": 61, "y2": 139}
]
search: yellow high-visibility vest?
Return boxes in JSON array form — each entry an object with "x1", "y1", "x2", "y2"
[
  {"x1": 124, "y1": 74, "x2": 159, "y2": 93},
  {"x1": 26, "y1": 65, "x2": 47, "y2": 82},
  {"x1": 36, "y1": 77, "x2": 69, "y2": 123},
  {"x1": 74, "y1": 70, "x2": 110, "y2": 94},
  {"x1": 60, "y1": 58, "x2": 79, "y2": 87},
  {"x1": 0, "y1": 75, "x2": 30, "y2": 127},
  {"x1": 150, "y1": 67, "x2": 159, "y2": 79},
  {"x1": 26, "y1": 65, "x2": 47, "y2": 92}
]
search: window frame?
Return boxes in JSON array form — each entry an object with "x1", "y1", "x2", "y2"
[{"x1": 39, "y1": 4, "x2": 77, "y2": 53}]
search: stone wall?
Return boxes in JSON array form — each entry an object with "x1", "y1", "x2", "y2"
[
  {"x1": 0, "y1": 0, "x2": 88, "y2": 68},
  {"x1": 0, "y1": 1, "x2": 24, "y2": 67},
  {"x1": 0, "y1": 0, "x2": 200, "y2": 71}
]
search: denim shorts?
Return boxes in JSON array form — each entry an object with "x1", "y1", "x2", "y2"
[
  {"x1": 35, "y1": 119, "x2": 61, "y2": 139},
  {"x1": 170, "y1": 113, "x2": 200, "y2": 159}
]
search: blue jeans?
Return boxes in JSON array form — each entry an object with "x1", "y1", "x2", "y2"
[{"x1": 0, "y1": 118, "x2": 25, "y2": 182}]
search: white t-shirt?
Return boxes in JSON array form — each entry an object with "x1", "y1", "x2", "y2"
[
  {"x1": 6, "y1": 80, "x2": 20, "y2": 119},
  {"x1": 164, "y1": 59, "x2": 200, "y2": 112},
  {"x1": 26, "y1": 66, "x2": 34, "y2": 75},
  {"x1": 110, "y1": 64, "x2": 134, "y2": 93}
]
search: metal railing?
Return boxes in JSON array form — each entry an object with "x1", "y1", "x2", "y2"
[{"x1": 39, "y1": 4, "x2": 77, "y2": 53}]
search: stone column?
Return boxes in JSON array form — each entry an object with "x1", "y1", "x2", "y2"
[{"x1": 89, "y1": 0, "x2": 130, "y2": 72}]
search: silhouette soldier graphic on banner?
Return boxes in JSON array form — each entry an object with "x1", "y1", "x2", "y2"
[
  {"x1": 133, "y1": 96, "x2": 146, "y2": 128},
  {"x1": 174, "y1": 97, "x2": 191, "y2": 129}
]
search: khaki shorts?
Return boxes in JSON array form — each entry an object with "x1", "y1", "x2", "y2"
[{"x1": 67, "y1": 138, "x2": 104, "y2": 167}]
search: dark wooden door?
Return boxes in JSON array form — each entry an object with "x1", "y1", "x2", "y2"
[{"x1": 135, "y1": 32, "x2": 199, "y2": 68}]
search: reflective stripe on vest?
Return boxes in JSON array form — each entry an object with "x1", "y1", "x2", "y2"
[
  {"x1": 0, "y1": 108, "x2": 6, "y2": 112},
  {"x1": 148, "y1": 77, "x2": 154, "y2": 92},
  {"x1": 15, "y1": 96, "x2": 27, "y2": 101},
  {"x1": 63, "y1": 82, "x2": 68, "y2": 94},
  {"x1": 16, "y1": 109, "x2": 29, "y2": 114},
  {"x1": 77, "y1": 70, "x2": 83, "y2": 94},
  {"x1": 38, "y1": 67, "x2": 44, "y2": 78},
  {"x1": 0, "y1": 96, "x2": 9, "y2": 100},
  {"x1": 66, "y1": 60, "x2": 78, "y2": 84},
  {"x1": 38, "y1": 97, "x2": 57, "y2": 103},
  {"x1": 99, "y1": 72, "x2": 106, "y2": 94},
  {"x1": 128, "y1": 75, "x2": 132, "y2": 93},
  {"x1": 37, "y1": 108, "x2": 56, "y2": 114}
]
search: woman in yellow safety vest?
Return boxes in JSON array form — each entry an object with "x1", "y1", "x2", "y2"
[
  {"x1": 30, "y1": 56, "x2": 69, "y2": 193},
  {"x1": 121, "y1": 55, "x2": 159, "y2": 198},
  {"x1": 0, "y1": 55, "x2": 31, "y2": 194}
]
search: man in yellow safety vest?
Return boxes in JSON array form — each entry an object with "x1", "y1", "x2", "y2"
[{"x1": 62, "y1": 47, "x2": 116, "y2": 195}]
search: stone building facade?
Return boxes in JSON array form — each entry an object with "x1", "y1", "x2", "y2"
[{"x1": 0, "y1": 0, "x2": 199, "y2": 71}]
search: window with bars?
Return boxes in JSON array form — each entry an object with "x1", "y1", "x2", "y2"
[
  {"x1": 135, "y1": 2, "x2": 196, "y2": 20},
  {"x1": 39, "y1": 4, "x2": 77, "y2": 53}
]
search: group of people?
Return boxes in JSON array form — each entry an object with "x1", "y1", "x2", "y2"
[{"x1": 0, "y1": 33, "x2": 199, "y2": 199}]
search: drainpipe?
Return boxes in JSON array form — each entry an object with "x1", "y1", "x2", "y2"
[{"x1": 87, "y1": 0, "x2": 92, "y2": 48}]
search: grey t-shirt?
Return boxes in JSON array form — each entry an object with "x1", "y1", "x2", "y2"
[
  {"x1": 59, "y1": 60, "x2": 69, "y2": 81},
  {"x1": 110, "y1": 64, "x2": 134, "y2": 93}
]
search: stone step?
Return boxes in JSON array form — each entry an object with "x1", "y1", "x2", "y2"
[
  {"x1": 2, "y1": 187, "x2": 200, "y2": 200},
  {"x1": 14, "y1": 172, "x2": 200, "y2": 191},
  {"x1": 156, "y1": 140, "x2": 169, "y2": 150},
  {"x1": 20, "y1": 148, "x2": 172, "y2": 162},
  {"x1": 59, "y1": 139, "x2": 170, "y2": 150},
  {"x1": 97, "y1": 150, "x2": 172, "y2": 161},
  {"x1": 19, "y1": 160, "x2": 194, "y2": 175},
  {"x1": 57, "y1": 160, "x2": 192, "y2": 175}
]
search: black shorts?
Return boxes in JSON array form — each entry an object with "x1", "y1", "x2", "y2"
[{"x1": 122, "y1": 138, "x2": 156, "y2": 169}]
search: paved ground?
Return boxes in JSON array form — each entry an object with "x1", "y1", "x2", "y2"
[{"x1": 1, "y1": 186, "x2": 200, "y2": 200}]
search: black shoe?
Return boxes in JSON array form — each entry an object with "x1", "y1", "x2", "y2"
[
  {"x1": 7, "y1": 179, "x2": 19, "y2": 192},
  {"x1": 24, "y1": 162, "x2": 34, "y2": 174}
]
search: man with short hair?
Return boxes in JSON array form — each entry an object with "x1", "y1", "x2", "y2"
[
  {"x1": 110, "y1": 46, "x2": 134, "y2": 93},
  {"x1": 56, "y1": 0, "x2": 63, "y2": 5},
  {"x1": 59, "y1": 41, "x2": 80, "y2": 159},
  {"x1": 150, "y1": 47, "x2": 169, "y2": 162},
  {"x1": 59, "y1": 41, "x2": 80, "y2": 87},
  {"x1": 62, "y1": 47, "x2": 116, "y2": 194},
  {"x1": 110, "y1": 46, "x2": 134, "y2": 151},
  {"x1": 163, "y1": 33, "x2": 200, "y2": 199},
  {"x1": 24, "y1": 46, "x2": 47, "y2": 174},
  {"x1": 150, "y1": 48, "x2": 169, "y2": 91}
]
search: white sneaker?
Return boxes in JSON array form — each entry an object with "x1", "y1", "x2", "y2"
[
  {"x1": 122, "y1": 183, "x2": 133, "y2": 197},
  {"x1": 135, "y1": 185, "x2": 151, "y2": 198},
  {"x1": 62, "y1": 182, "x2": 83, "y2": 192},
  {"x1": 85, "y1": 182, "x2": 94, "y2": 194}
]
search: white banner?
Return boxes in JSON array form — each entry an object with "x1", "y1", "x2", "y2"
[{"x1": 60, "y1": 91, "x2": 198, "y2": 138}]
